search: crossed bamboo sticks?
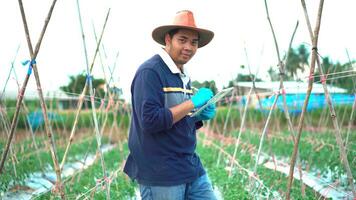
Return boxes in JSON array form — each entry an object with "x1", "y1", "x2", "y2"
[
  {"x1": 287, "y1": 0, "x2": 355, "y2": 198},
  {"x1": 0, "y1": 0, "x2": 67, "y2": 199}
]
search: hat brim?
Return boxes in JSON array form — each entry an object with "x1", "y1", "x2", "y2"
[{"x1": 152, "y1": 25, "x2": 214, "y2": 48}]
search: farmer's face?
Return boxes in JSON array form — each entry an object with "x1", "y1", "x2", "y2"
[{"x1": 165, "y1": 29, "x2": 199, "y2": 71}]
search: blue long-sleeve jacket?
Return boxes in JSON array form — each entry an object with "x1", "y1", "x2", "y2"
[{"x1": 123, "y1": 54, "x2": 205, "y2": 186}]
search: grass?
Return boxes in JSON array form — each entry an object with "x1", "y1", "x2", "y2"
[
  {"x1": 36, "y1": 144, "x2": 136, "y2": 200},
  {"x1": 228, "y1": 129, "x2": 356, "y2": 178},
  {"x1": 0, "y1": 134, "x2": 109, "y2": 192},
  {"x1": 197, "y1": 137, "x2": 325, "y2": 199},
  {"x1": 1, "y1": 129, "x2": 353, "y2": 199},
  {"x1": 197, "y1": 127, "x2": 356, "y2": 199},
  {"x1": 1, "y1": 110, "x2": 354, "y2": 199}
]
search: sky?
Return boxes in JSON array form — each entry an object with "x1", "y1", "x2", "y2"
[{"x1": 0, "y1": 0, "x2": 355, "y2": 101}]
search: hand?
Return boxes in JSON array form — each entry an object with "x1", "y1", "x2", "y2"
[
  {"x1": 195, "y1": 104, "x2": 216, "y2": 121},
  {"x1": 191, "y1": 88, "x2": 213, "y2": 108}
]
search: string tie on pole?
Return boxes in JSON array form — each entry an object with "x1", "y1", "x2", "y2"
[
  {"x1": 281, "y1": 88, "x2": 286, "y2": 95},
  {"x1": 22, "y1": 59, "x2": 36, "y2": 75},
  {"x1": 99, "y1": 99, "x2": 105, "y2": 110}
]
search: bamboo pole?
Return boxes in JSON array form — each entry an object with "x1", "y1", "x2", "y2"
[
  {"x1": 299, "y1": 0, "x2": 356, "y2": 196},
  {"x1": 0, "y1": 46, "x2": 22, "y2": 177},
  {"x1": 263, "y1": 0, "x2": 296, "y2": 140},
  {"x1": 23, "y1": 103, "x2": 45, "y2": 175},
  {"x1": 222, "y1": 90, "x2": 236, "y2": 136},
  {"x1": 261, "y1": 1, "x2": 308, "y2": 197},
  {"x1": 264, "y1": 0, "x2": 307, "y2": 194},
  {"x1": 200, "y1": 133, "x2": 278, "y2": 199},
  {"x1": 228, "y1": 87, "x2": 253, "y2": 175},
  {"x1": 0, "y1": 2, "x2": 64, "y2": 199},
  {"x1": 61, "y1": 1, "x2": 111, "y2": 198},
  {"x1": 253, "y1": 92, "x2": 279, "y2": 173},
  {"x1": 92, "y1": 23, "x2": 115, "y2": 141},
  {"x1": 215, "y1": 90, "x2": 235, "y2": 168},
  {"x1": 286, "y1": 1, "x2": 324, "y2": 199},
  {"x1": 0, "y1": 45, "x2": 21, "y2": 101},
  {"x1": 344, "y1": 50, "x2": 356, "y2": 149},
  {"x1": 317, "y1": 63, "x2": 338, "y2": 130},
  {"x1": 0, "y1": 108, "x2": 18, "y2": 178},
  {"x1": 11, "y1": 69, "x2": 45, "y2": 174},
  {"x1": 243, "y1": 43, "x2": 265, "y2": 112},
  {"x1": 60, "y1": 4, "x2": 111, "y2": 171},
  {"x1": 17, "y1": 0, "x2": 66, "y2": 198},
  {"x1": 227, "y1": 44, "x2": 265, "y2": 175}
]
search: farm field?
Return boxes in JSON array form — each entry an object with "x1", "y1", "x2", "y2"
[
  {"x1": 0, "y1": 106, "x2": 355, "y2": 199},
  {"x1": 1, "y1": 0, "x2": 356, "y2": 199}
]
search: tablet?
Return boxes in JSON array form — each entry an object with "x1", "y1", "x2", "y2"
[{"x1": 191, "y1": 87, "x2": 234, "y2": 117}]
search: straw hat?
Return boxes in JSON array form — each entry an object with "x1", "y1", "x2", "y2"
[{"x1": 152, "y1": 10, "x2": 214, "y2": 48}]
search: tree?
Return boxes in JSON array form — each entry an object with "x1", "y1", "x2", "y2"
[
  {"x1": 297, "y1": 44, "x2": 310, "y2": 68},
  {"x1": 226, "y1": 73, "x2": 262, "y2": 88},
  {"x1": 60, "y1": 73, "x2": 106, "y2": 98},
  {"x1": 191, "y1": 80, "x2": 218, "y2": 94},
  {"x1": 285, "y1": 44, "x2": 309, "y2": 80},
  {"x1": 314, "y1": 58, "x2": 355, "y2": 93},
  {"x1": 268, "y1": 66, "x2": 279, "y2": 81}
]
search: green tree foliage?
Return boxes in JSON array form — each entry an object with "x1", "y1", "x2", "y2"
[
  {"x1": 314, "y1": 58, "x2": 356, "y2": 93},
  {"x1": 60, "y1": 73, "x2": 106, "y2": 98},
  {"x1": 226, "y1": 65, "x2": 262, "y2": 88},
  {"x1": 191, "y1": 80, "x2": 218, "y2": 94},
  {"x1": 285, "y1": 44, "x2": 310, "y2": 80},
  {"x1": 281, "y1": 44, "x2": 355, "y2": 92},
  {"x1": 268, "y1": 66, "x2": 280, "y2": 81}
]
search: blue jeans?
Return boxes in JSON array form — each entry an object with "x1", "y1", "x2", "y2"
[{"x1": 139, "y1": 174, "x2": 217, "y2": 200}]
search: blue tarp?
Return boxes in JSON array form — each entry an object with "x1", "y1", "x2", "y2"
[
  {"x1": 258, "y1": 94, "x2": 355, "y2": 115},
  {"x1": 27, "y1": 111, "x2": 61, "y2": 130}
]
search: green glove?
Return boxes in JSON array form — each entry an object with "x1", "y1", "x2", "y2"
[{"x1": 191, "y1": 88, "x2": 213, "y2": 108}]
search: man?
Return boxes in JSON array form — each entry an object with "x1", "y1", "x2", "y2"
[{"x1": 124, "y1": 10, "x2": 217, "y2": 200}]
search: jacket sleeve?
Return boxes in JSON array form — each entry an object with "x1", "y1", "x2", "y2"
[{"x1": 132, "y1": 69, "x2": 173, "y2": 133}]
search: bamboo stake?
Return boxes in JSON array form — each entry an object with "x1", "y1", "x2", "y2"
[
  {"x1": 264, "y1": 0, "x2": 307, "y2": 194},
  {"x1": 11, "y1": 68, "x2": 45, "y2": 174},
  {"x1": 262, "y1": 1, "x2": 308, "y2": 196},
  {"x1": 227, "y1": 44, "x2": 265, "y2": 175},
  {"x1": 107, "y1": 51, "x2": 120, "y2": 87},
  {"x1": 200, "y1": 133, "x2": 278, "y2": 199},
  {"x1": 0, "y1": 109, "x2": 18, "y2": 177},
  {"x1": 344, "y1": 50, "x2": 356, "y2": 149},
  {"x1": 60, "y1": 4, "x2": 110, "y2": 171},
  {"x1": 61, "y1": 2, "x2": 111, "y2": 198},
  {"x1": 24, "y1": 104, "x2": 45, "y2": 175},
  {"x1": 18, "y1": 0, "x2": 66, "y2": 198},
  {"x1": 0, "y1": 45, "x2": 21, "y2": 101},
  {"x1": 253, "y1": 92, "x2": 279, "y2": 173},
  {"x1": 215, "y1": 90, "x2": 235, "y2": 167},
  {"x1": 317, "y1": 64, "x2": 338, "y2": 130},
  {"x1": 301, "y1": 1, "x2": 355, "y2": 195},
  {"x1": 106, "y1": 51, "x2": 120, "y2": 142},
  {"x1": 0, "y1": 46, "x2": 22, "y2": 177},
  {"x1": 108, "y1": 101, "x2": 120, "y2": 145},
  {"x1": 286, "y1": 1, "x2": 324, "y2": 199},
  {"x1": 92, "y1": 23, "x2": 114, "y2": 140},
  {"x1": 228, "y1": 87, "x2": 253, "y2": 175},
  {"x1": 222, "y1": 90, "x2": 236, "y2": 136},
  {"x1": 263, "y1": 0, "x2": 296, "y2": 141},
  {"x1": 243, "y1": 43, "x2": 265, "y2": 112},
  {"x1": 0, "y1": 3, "x2": 64, "y2": 199}
]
